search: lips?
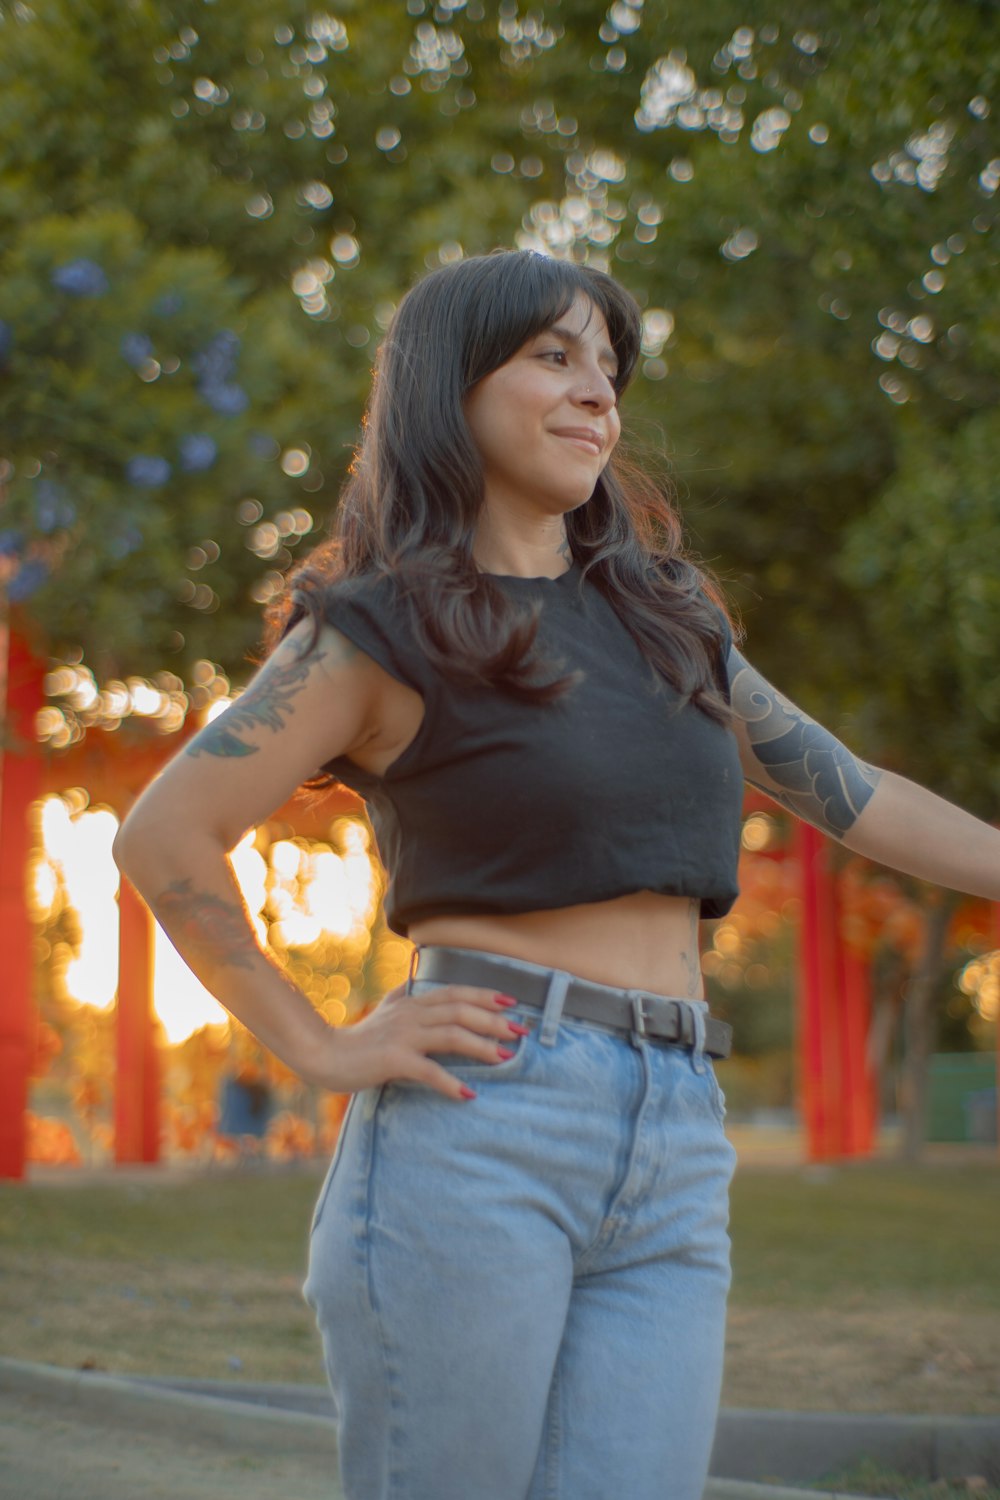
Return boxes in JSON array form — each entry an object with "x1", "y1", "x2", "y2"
[{"x1": 550, "y1": 427, "x2": 604, "y2": 456}]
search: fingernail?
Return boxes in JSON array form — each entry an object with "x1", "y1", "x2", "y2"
[
  {"x1": 459, "y1": 1085, "x2": 477, "y2": 1100},
  {"x1": 493, "y1": 994, "x2": 518, "y2": 1007},
  {"x1": 497, "y1": 1045, "x2": 516, "y2": 1060},
  {"x1": 507, "y1": 1022, "x2": 531, "y2": 1037}
]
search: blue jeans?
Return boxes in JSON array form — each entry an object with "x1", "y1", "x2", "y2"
[{"x1": 303, "y1": 951, "x2": 738, "y2": 1500}]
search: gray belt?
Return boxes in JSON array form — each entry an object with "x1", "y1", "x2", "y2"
[{"x1": 411, "y1": 946, "x2": 733, "y2": 1060}]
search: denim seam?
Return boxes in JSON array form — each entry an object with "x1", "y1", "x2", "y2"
[
  {"x1": 576, "y1": 1041, "x2": 658, "y2": 1263},
  {"x1": 308, "y1": 1094, "x2": 356, "y2": 1239},
  {"x1": 706, "y1": 1062, "x2": 727, "y2": 1124},
  {"x1": 364, "y1": 1089, "x2": 407, "y2": 1499},
  {"x1": 606, "y1": 1040, "x2": 657, "y2": 1230},
  {"x1": 543, "y1": 1355, "x2": 562, "y2": 1500}
]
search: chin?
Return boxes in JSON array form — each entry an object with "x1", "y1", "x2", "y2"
[{"x1": 537, "y1": 496, "x2": 589, "y2": 519}]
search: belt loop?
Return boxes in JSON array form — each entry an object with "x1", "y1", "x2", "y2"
[
  {"x1": 689, "y1": 1001, "x2": 707, "y2": 1073},
  {"x1": 539, "y1": 970, "x2": 570, "y2": 1048},
  {"x1": 625, "y1": 990, "x2": 647, "y2": 1052},
  {"x1": 405, "y1": 944, "x2": 422, "y2": 995}
]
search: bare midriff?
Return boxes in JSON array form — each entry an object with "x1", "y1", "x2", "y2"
[
  {"x1": 354, "y1": 668, "x2": 708, "y2": 1002},
  {"x1": 409, "y1": 889, "x2": 705, "y2": 1001}
]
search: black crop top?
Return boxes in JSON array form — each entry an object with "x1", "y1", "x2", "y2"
[{"x1": 314, "y1": 562, "x2": 743, "y2": 936}]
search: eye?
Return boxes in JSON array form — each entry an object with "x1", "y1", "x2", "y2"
[{"x1": 539, "y1": 347, "x2": 570, "y2": 365}]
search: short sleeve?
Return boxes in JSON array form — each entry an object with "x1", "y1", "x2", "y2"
[
  {"x1": 303, "y1": 571, "x2": 432, "y2": 696},
  {"x1": 699, "y1": 593, "x2": 733, "y2": 698}
]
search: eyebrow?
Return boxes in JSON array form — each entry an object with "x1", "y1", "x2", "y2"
[{"x1": 543, "y1": 323, "x2": 620, "y2": 375}]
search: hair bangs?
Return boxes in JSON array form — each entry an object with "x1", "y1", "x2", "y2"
[{"x1": 461, "y1": 253, "x2": 641, "y2": 397}]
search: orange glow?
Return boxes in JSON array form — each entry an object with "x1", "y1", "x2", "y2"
[{"x1": 33, "y1": 793, "x2": 380, "y2": 1047}]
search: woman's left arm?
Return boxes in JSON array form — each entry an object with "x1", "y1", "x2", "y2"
[{"x1": 728, "y1": 647, "x2": 1000, "y2": 903}]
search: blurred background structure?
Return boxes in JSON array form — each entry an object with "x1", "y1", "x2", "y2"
[{"x1": 1, "y1": 0, "x2": 998, "y2": 1179}]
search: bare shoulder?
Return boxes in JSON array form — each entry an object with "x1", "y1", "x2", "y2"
[
  {"x1": 185, "y1": 617, "x2": 383, "y2": 765},
  {"x1": 119, "y1": 619, "x2": 406, "y2": 852}
]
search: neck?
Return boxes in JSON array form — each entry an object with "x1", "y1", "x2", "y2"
[{"x1": 472, "y1": 516, "x2": 574, "y2": 580}]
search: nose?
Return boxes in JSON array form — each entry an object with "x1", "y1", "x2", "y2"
[{"x1": 573, "y1": 369, "x2": 617, "y2": 412}]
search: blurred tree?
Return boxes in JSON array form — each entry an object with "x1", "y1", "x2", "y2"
[
  {"x1": 1, "y1": 0, "x2": 997, "y2": 690},
  {"x1": 1, "y1": 0, "x2": 997, "y2": 1155}
]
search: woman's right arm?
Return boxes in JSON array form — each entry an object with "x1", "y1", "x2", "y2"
[{"x1": 113, "y1": 620, "x2": 519, "y2": 1100}]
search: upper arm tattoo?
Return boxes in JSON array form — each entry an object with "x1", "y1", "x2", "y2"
[
  {"x1": 185, "y1": 631, "x2": 358, "y2": 760},
  {"x1": 728, "y1": 648, "x2": 882, "y2": 838}
]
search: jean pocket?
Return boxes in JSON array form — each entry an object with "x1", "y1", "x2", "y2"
[
  {"x1": 309, "y1": 1094, "x2": 359, "y2": 1237},
  {"x1": 428, "y1": 1028, "x2": 534, "y2": 1082}
]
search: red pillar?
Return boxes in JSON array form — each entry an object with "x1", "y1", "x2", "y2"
[
  {"x1": 797, "y1": 823, "x2": 842, "y2": 1160},
  {"x1": 797, "y1": 824, "x2": 878, "y2": 1161},
  {"x1": 837, "y1": 938, "x2": 876, "y2": 1156},
  {"x1": 0, "y1": 626, "x2": 45, "y2": 1180},
  {"x1": 115, "y1": 877, "x2": 160, "y2": 1163}
]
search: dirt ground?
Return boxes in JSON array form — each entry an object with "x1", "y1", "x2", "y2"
[
  {"x1": 3, "y1": 1245, "x2": 998, "y2": 1416},
  {"x1": 721, "y1": 1299, "x2": 1000, "y2": 1416}
]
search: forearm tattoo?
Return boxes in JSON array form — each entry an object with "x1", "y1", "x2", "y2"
[
  {"x1": 729, "y1": 649, "x2": 881, "y2": 838},
  {"x1": 152, "y1": 878, "x2": 257, "y2": 973}
]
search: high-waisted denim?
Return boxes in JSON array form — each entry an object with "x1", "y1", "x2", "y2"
[{"x1": 303, "y1": 949, "x2": 738, "y2": 1500}]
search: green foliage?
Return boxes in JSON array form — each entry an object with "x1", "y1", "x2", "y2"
[
  {"x1": 0, "y1": 206, "x2": 342, "y2": 671},
  {"x1": 0, "y1": 0, "x2": 997, "y2": 786},
  {"x1": 840, "y1": 409, "x2": 1000, "y2": 812}
]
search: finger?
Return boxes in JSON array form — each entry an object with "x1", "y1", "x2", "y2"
[
  {"x1": 415, "y1": 998, "x2": 530, "y2": 1041},
  {"x1": 409, "y1": 982, "x2": 520, "y2": 1011},
  {"x1": 422, "y1": 1022, "x2": 522, "y2": 1064},
  {"x1": 407, "y1": 1056, "x2": 479, "y2": 1102}
]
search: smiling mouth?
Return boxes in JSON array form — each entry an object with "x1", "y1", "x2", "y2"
[{"x1": 553, "y1": 432, "x2": 603, "y2": 457}]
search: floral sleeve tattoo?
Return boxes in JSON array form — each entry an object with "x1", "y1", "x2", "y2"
[
  {"x1": 153, "y1": 878, "x2": 257, "y2": 973},
  {"x1": 728, "y1": 648, "x2": 881, "y2": 838},
  {"x1": 185, "y1": 632, "x2": 357, "y2": 760}
]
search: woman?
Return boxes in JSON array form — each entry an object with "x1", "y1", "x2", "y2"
[{"x1": 114, "y1": 250, "x2": 1000, "y2": 1500}]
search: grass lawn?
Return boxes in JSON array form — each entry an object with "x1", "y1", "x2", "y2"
[
  {"x1": 807, "y1": 1463, "x2": 1000, "y2": 1498},
  {"x1": 723, "y1": 1158, "x2": 1000, "y2": 1415},
  {"x1": 1, "y1": 1154, "x2": 998, "y2": 1417}
]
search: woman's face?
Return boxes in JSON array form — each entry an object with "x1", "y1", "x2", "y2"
[{"x1": 464, "y1": 294, "x2": 622, "y2": 522}]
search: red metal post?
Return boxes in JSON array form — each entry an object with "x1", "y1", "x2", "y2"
[
  {"x1": 0, "y1": 626, "x2": 45, "y2": 1180},
  {"x1": 115, "y1": 877, "x2": 160, "y2": 1163},
  {"x1": 797, "y1": 822, "x2": 844, "y2": 1161},
  {"x1": 836, "y1": 936, "x2": 876, "y2": 1156}
]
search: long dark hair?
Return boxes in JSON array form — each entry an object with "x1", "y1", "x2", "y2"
[{"x1": 269, "y1": 249, "x2": 733, "y2": 721}]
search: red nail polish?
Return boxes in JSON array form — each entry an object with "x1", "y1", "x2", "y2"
[
  {"x1": 507, "y1": 1021, "x2": 531, "y2": 1037},
  {"x1": 493, "y1": 994, "x2": 517, "y2": 1007},
  {"x1": 497, "y1": 1045, "x2": 516, "y2": 1060},
  {"x1": 459, "y1": 1085, "x2": 477, "y2": 1100}
]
